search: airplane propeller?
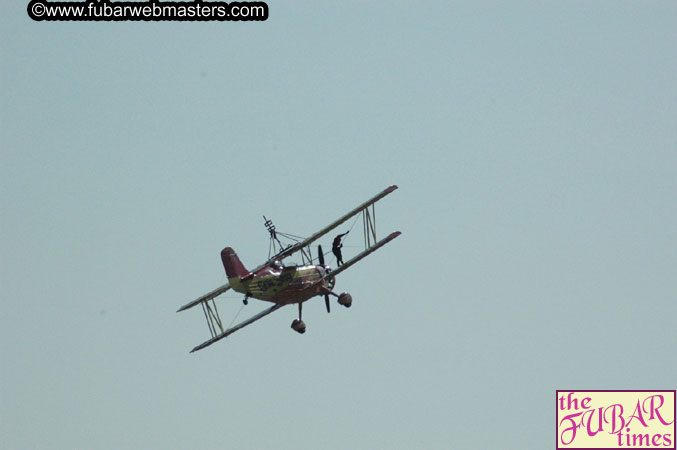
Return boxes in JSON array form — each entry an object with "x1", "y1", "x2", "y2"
[{"x1": 318, "y1": 245, "x2": 330, "y2": 313}]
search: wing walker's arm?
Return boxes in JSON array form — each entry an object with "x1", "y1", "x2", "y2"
[{"x1": 190, "y1": 304, "x2": 284, "y2": 353}]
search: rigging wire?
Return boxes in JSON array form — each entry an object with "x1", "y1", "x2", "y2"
[
  {"x1": 265, "y1": 210, "x2": 363, "y2": 264},
  {"x1": 227, "y1": 303, "x2": 246, "y2": 328},
  {"x1": 339, "y1": 213, "x2": 361, "y2": 247},
  {"x1": 275, "y1": 231, "x2": 305, "y2": 241}
]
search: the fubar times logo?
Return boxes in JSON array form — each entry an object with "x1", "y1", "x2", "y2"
[{"x1": 556, "y1": 390, "x2": 676, "y2": 449}]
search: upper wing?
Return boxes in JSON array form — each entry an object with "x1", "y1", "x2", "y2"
[
  {"x1": 177, "y1": 282, "x2": 231, "y2": 312},
  {"x1": 190, "y1": 304, "x2": 284, "y2": 352},
  {"x1": 278, "y1": 185, "x2": 398, "y2": 260},
  {"x1": 324, "y1": 231, "x2": 401, "y2": 280},
  {"x1": 244, "y1": 185, "x2": 398, "y2": 279}
]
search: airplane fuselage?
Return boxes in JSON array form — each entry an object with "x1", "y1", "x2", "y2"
[{"x1": 229, "y1": 264, "x2": 332, "y2": 305}]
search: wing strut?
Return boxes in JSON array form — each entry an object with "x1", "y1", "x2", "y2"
[{"x1": 190, "y1": 304, "x2": 284, "y2": 353}]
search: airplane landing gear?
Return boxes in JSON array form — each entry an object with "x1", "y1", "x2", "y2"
[
  {"x1": 322, "y1": 288, "x2": 353, "y2": 308},
  {"x1": 292, "y1": 302, "x2": 306, "y2": 334},
  {"x1": 291, "y1": 319, "x2": 306, "y2": 334},
  {"x1": 338, "y1": 292, "x2": 352, "y2": 308}
]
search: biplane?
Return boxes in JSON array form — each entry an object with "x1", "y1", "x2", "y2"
[{"x1": 178, "y1": 185, "x2": 401, "y2": 352}]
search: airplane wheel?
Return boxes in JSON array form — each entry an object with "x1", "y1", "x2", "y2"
[
  {"x1": 338, "y1": 292, "x2": 352, "y2": 308},
  {"x1": 291, "y1": 319, "x2": 306, "y2": 334}
]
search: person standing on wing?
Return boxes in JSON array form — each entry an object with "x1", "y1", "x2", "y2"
[{"x1": 332, "y1": 231, "x2": 349, "y2": 266}]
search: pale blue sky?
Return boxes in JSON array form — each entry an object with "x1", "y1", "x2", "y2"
[{"x1": 2, "y1": 2, "x2": 676, "y2": 449}]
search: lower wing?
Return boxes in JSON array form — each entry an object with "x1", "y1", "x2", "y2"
[{"x1": 189, "y1": 304, "x2": 284, "y2": 353}]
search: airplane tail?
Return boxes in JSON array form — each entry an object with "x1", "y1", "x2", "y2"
[{"x1": 220, "y1": 247, "x2": 249, "y2": 279}]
